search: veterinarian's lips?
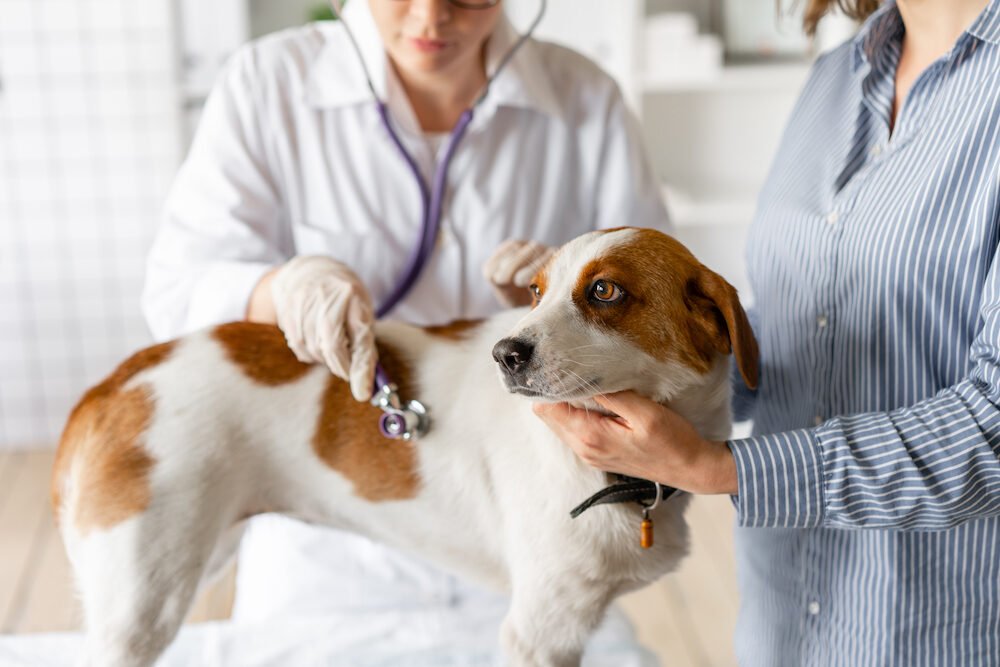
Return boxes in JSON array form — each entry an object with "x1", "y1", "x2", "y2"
[{"x1": 409, "y1": 36, "x2": 450, "y2": 53}]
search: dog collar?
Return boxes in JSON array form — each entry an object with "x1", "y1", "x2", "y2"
[
  {"x1": 569, "y1": 476, "x2": 679, "y2": 519},
  {"x1": 570, "y1": 476, "x2": 679, "y2": 550}
]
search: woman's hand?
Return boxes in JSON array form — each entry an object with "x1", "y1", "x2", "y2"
[
  {"x1": 266, "y1": 256, "x2": 378, "y2": 402},
  {"x1": 532, "y1": 391, "x2": 738, "y2": 495},
  {"x1": 483, "y1": 239, "x2": 555, "y2": 308}
]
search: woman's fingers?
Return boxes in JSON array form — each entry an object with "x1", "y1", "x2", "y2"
[
  {"x1": 482, "y1": 239, "x2": 523, "y2": 282},
  {"x1": 592, "y1": 391, "x2": 652, "y2": 428},
  {"x1": 484, "y1": 240, "x2": 550, "y2": 286},
  {"x1": 346, "y1": 298, "x2": 377, "y2": 401},
  {"x1": 512, "y1": 246, "x2": 554, "y2": 287},
  {"x1": 533, "y1": 401, "x2": 621, "y2": 467}
]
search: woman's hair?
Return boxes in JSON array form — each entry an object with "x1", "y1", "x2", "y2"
[{"x1": 802, "y1": 0, "x2": 881, "y2": 35}]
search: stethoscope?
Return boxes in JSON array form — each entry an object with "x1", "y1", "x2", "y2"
[{"x1": 327, "y1": 0, "x2": 547, "y2": 440}]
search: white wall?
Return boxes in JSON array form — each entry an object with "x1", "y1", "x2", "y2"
[{"x1": 0, "y1": 0, "x2": 182, "y2": 447}]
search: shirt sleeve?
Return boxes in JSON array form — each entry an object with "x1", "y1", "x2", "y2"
[
  {"x1": 142, "y1": 44, "x2": 289, "y2": 342},
  {"x1": 591, "y1": 88, "x2": 673, "y2": 236},
  {"x1": 727, "y1": 247, "x2": 1000, "y2": 530}
]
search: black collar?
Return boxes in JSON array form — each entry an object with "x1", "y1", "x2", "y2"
[{"x1": 569, "y1": 475, "x2": 679, "y2": 519}]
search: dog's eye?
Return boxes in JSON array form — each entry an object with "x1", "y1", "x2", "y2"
[
  {"x1": 590, "y1": 280, "x2": 624, "y2": 303},
  {"x1": 530, "y1": 284, "x2": 542, "y2": 300}
]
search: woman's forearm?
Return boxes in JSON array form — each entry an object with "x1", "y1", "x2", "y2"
[{"x1": 246, "y1": 267, "x2": 280, "y2": 324}]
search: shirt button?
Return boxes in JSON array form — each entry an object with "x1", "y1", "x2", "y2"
[
  {"x1": 808, "y1": 601, "x2": 821, "y2": 615},
  {"x1": 813, "y1": 415, "x2": 824, "y2": 426},
  {"x1": 870, "y1": 143, "x2": 883, "y2": 157},
  {"x1": 817, "y1": 314, "x2": 828, "y2": 328},
  {"x1": 826, "y1": 211, "x2": 839, "y2": 226}
]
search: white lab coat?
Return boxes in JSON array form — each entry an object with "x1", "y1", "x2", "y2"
[{"x1": 142, "y1": 0, "x2": 670, "y2": 658}]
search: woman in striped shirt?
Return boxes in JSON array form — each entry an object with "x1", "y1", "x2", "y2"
[{"x1": 536, "y1": 0, "x2": 1000, "y2": 663}]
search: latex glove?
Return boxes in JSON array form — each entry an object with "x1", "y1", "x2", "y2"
[
  {"x1": 271, "y1": 256, "x2": 377, "y2": 401},
  {"x1": 483, "y1": 239, "x2": 556, "y2": 307}
]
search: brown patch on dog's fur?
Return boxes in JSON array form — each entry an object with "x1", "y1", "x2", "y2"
[
  {"x1": 573, "y1": 229, "x2": 758, "y2": 388},
  {"x1": 213, "y1": 321, "x2": 418, "y2": 500},
  {"x1": 530, "y1": 267, "x2": 549, "y2": 309},
  {"x1": 213, "y1": 322, "x2": 312, "y2": 385},
  {"x1": 313, "y1": 341, "x2": 421, "y2": 501},
  {"x1": 424, "y1": 319, "x2": 483, "y2": 341},
  {"x1": 52, "y1": 341, "x2": 175, "y2": 532}
]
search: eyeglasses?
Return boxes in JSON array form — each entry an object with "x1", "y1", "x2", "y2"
[{"x1": 390, "y1": 0, "x2": 500, "y2": 9}]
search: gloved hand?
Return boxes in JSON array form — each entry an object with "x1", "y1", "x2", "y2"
[
  {"x1": 483, "y1": 239, "x2": 556, "y2": 307},
  {"x1": 271, "y1": 256, "x2": 377, "y2": 401}
]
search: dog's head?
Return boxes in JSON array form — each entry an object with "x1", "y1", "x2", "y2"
[{"x1": 492, "y1": 227, "x2": 758, "y2": 403}]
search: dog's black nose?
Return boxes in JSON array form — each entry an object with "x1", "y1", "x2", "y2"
[{"x1": 493, "y1": 338, "x2": 534, "y2": 376}]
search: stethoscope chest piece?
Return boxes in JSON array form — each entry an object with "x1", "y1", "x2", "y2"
[{"x1": 371, "y1": 383, "x2": 430, "y2": 441}]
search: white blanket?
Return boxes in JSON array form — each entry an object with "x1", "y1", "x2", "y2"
[{"x1": 0, "y1": 605, "x2": 659, "y2": 667}]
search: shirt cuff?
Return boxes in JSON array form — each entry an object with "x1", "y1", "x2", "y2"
[
  {"x1": 186, "y1": 260, "x2": 276, "y2": 332},
  {"x1": 727, "y1": 427, "x2": 827, "y2": 528}
]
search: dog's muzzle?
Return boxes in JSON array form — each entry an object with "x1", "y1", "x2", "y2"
[{"x1": 492, "y1": 337, "x2": 534, "y2": 377}]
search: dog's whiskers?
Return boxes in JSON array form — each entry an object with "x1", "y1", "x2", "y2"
[
  {"x1": 562, "y1": 367, "x2": 601, "y2": 392},
  {"x1": 559, "y1": 343, "x2": 604, "y2": 354}
]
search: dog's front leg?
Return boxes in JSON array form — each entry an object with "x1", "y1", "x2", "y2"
[{"x1": 500, "y1": 575, "x2": 615, "y2": 667}]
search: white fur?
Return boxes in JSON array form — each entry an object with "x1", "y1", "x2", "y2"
[{"x1": 60, "y1": 230, "x2": 734, "y2": 667}]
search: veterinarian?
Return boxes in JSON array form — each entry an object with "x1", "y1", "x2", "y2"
[
  {"x1": 535, "y1": 0, "x2": 1000, "y2": 664},
  {"x1": 142, "y1": 0, "x2": 670, "y2": 651}
]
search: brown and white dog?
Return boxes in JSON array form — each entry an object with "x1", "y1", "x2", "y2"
[{"x1": 52, "y1": 227, "x2": 757, "y2": 667}]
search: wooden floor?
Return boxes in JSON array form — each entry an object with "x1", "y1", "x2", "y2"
[{"x1": 0, "y1": 448, "x2": 739, "y2": 666}]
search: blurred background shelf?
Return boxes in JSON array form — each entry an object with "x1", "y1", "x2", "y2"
[{"x1": 641, "y1": 61, "x2": 811, "y2": 93}]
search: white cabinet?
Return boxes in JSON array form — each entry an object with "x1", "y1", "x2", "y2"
[
  {"x1": 177, "y1": 0, "x2": 320, "y2": 102},
  {"x1": 506, "y1": 0, "x2": 643, "y2": 106},
  {"x1": 178, "y1": 0, "x2": 250, "y2": 100},
  {"x1": 177, "y1": 0, "x2": 322, "y2": 141}
]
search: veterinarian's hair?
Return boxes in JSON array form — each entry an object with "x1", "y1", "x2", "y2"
[{"x1": 801, "y1": 0, "x2": 881, "y2": 35}]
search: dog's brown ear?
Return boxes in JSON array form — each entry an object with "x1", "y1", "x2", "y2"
[{"x1": 688, "y1": 269, "x2": 759, "y2": 390}]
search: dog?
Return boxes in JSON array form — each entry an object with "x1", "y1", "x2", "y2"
[{"x1": 51, "y1": 227, "x2": 757, "y2": 667}]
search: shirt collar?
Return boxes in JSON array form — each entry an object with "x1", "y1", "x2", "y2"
[
  {"x1": 305, "y1": 1, "x2": 387, "y2": 108},
  {"x1": 967, "y1": 0, "x2": 1000, "y2": 44},
  {"x1": 476, "y1": 15, "x2": 564, "y2": 120},
  {"x1": 852, "y1": 0, "x2": 1000, "y2": 71},
  {"x1": 852, "y1": 1, "x2": 904, "y2": 72},
  {"x1": 305, "y1": 2, "x2": 563, "y2": 121}
]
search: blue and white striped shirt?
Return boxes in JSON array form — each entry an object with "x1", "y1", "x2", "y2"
[{"x1": 727, "y1": 1, "x2": 1000, "y2": 664}]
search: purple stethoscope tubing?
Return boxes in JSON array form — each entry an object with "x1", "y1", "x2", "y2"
[
  {"x1": 369, "y1": 104, "x2": 474, "y2": 399},
  {"x1": 373, "y1": 104, "x2": 475, "y2": 320},
  {"x1": 327, "y1": 0, "x2": 547, "y2": 435}
]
